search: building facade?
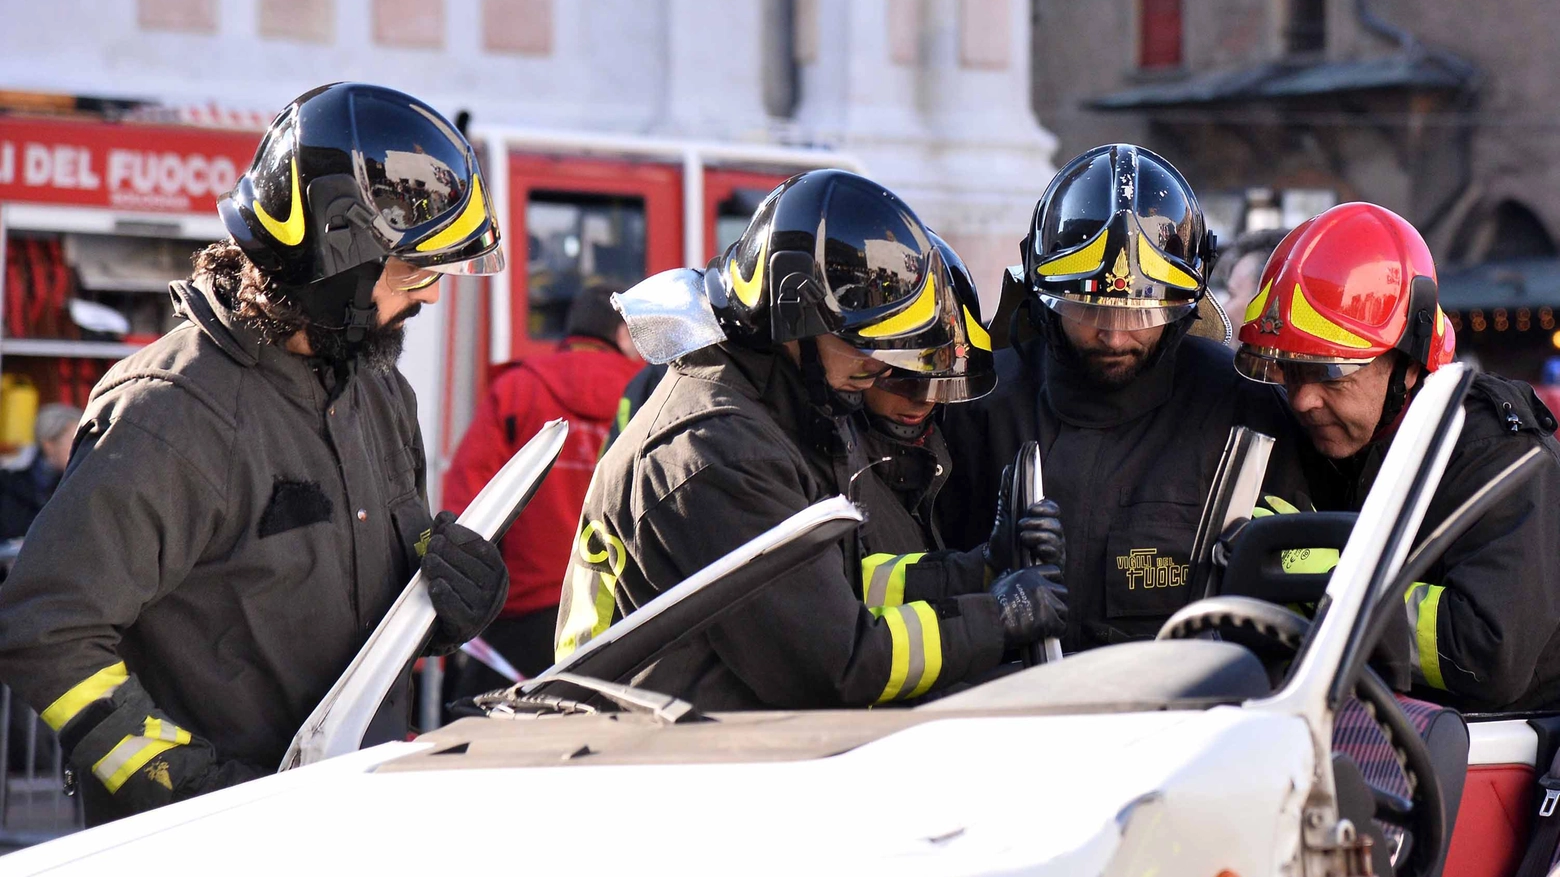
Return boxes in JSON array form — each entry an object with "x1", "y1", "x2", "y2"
[{"x1": 1033, "y1": 0, "x2": 1560, "y2": 380}]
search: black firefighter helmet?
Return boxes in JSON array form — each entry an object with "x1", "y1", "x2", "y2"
[
  {"x1": 1024, "y1": 143, "x2": 1216, "y2": 332},
  {"x1": 218, "y1": 82, "x2": 503, "y2": 339},
  {"x1": 872, "y1": 231, "x2": 996, "y2": 403},
  {"x1": 706, "y1": 169, "x2": 992, "y2": 394}
]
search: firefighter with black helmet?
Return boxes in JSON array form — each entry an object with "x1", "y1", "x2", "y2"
[
  {"x1": 0, "y1": 83, "x2": 510, "y2": 823},
  {"x1": 557, "y1": 169, "x2": 1065, "y2": 708},
  {"x1": 1235, "y1": 202, "x2": 1560, "y2": 711},
  {"x1": 856, "y1": 233, "x2": 995, "y2": 550},
  {"x1": 940, "y1": 143, "x2": 1314, "y2": 651}
]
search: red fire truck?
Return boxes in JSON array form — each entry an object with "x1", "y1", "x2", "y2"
[{"x1": 0, "y1": 108, "x2": 861, "y2": 501}]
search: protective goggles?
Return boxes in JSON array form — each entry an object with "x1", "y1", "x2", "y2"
[
  {"x1": 1234, "y1": 346, "x2": 1373, "y2": 386},
  {"x1": 873, "y1": 367, "x2": 996, "y2": 404},
  {"x1": 382, "y1": 257, "x2": 444, "y2": 292},
  {"x1": 1041, "y1": 294, "x2": 1198, "y2": 331}
]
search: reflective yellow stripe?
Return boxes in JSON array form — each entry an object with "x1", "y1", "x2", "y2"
[
  {"x1": 615, "y1": 397, "x2": 632, "y2": 433},
  {"x1": 1243, "y1": 278, "x2": 1273, "y2": 326},
  {"x1": 876, "y1": 607, "x2": 913, "y2": 704},
  {"x1": 414, "y1": 176, "x2": 489, "y2": 253},
  {"x1": 1036, "y1": 227, "x2": 1109, "y2": 277},
  {"x1": 1405, "y1": 583, "x2": 1447, "y2": 690},
  {"x1": 873, "y1": 602, "x2": 942, "y2": 703},
  {"x1": 860, "y1": 552, "x2": 925, "y2": 608},
  {"x1": 729, "y1": 239, "x2": 767, "y2": 307},
  {"x1": 41, "y1": 662, "x2": 128, "y2": 731},
  {"x1": 1290, "y1": 283, "x2": 1373, "y2": 349},
  {"x1": 1136, "y1": 231, "x2": 1199, "y2": 289},
  {"x1": 857, "y1": 271, "x2": 937, "y2": 339},
  {"x1": 1262, "y1": 494, "x2": 1302, "y2": 515},
  {"x1": 905, "y1": 602, "x2": 943, "y2": 698},
  {"x1": 92, "y1": 716, "x2": 191, "y2": 794},
  {"x1": 556, "y1": 564, "x2": 617, "y2": 660},
  {"x1": 253, "y1": 157, "x2": 306, "y2": 247},
  {"x1": 963, "y1": 306, "x2": 992, "y2": 351}
]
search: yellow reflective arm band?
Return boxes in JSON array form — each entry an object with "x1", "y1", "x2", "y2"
[
  {"x1": 41, "y1": 662, "x2": 129, "y2": 731},
  {"x1": 1406, "y1": 583, "x2": 1448, "y2": 690},
  {"x1": 873, "y1": 602, "x2": 942, "y2": 703},
  {"x1": 414, "y1": 176, "x2": 489, "y2": 253},
  {"x1": 861, "y1": 552, "x2": 925, "y2": 608},
  {"x1": 876, "y1": 607, "x2": 912, "y2": 704},
  {"x1": 905, "y1": 602, "x2": 943, "y2": 699}
]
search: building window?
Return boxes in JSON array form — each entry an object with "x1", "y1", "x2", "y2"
[
  {"x1": 1138, "y1": 0, "x2": 1182, "y2": 70},
  {"x1": 1286, "y1": 0, "x2": 1326, "y2": 55},
  {"x1": 137, "y1": 0, "x2": 217, "y2": 34},
  {"x1": 372, "y1": 0, "x2": 445, "y2": 50}
]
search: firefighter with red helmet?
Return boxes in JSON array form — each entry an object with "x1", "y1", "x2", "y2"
[{"x1": 1236, "y1": 201, "x2": 1560, "y2": 711}]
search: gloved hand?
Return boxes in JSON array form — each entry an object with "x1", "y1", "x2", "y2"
[
  {"x1": 424, "y1": 510, "x2": 509, "y2": 655},
  {"x1": 1250, "y1": 494, "x2": 1339, "y2": 574},
  {"x1": 984, "y1": 464, "x2": 1067, "y2": 574},
  {"x1": 989, "y1": 565, "x2": 1068, "y2": 649}
]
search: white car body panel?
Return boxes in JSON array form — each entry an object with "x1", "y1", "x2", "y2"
[{"x1": 10, "y1": 708, "x2": 1313, "y2": 876}]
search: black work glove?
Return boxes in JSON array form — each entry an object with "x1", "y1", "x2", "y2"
[
  {"x1": 989, "y1": 565, "x2": 1068, "y2": 649},
  {"x1": 984, "y1": 464, "x2": 1067, "y2": 574},
  {"x1": 424, "y1": 510, "x2": 509, "y2": 656}
]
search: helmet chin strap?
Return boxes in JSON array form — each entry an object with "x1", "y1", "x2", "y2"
[
  {"x1": 1371, "y1": 353, "x2": 1416, "y2": 442},
  {"x1": 798, "y1": 336, "x2": 863, "y2": 454},
  {"x1": 283, "y1": 260, "x2": 383, "y2": 358}
]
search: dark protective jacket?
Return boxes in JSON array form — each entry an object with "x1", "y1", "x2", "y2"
[
  {"x1": 555, "y1": 341, "x2": 1003, "y2": 710},
  {"x1": 1316, "y1": 373, "x2": 1560, "y2": 712},
  {"x1": 442, "y1": 336, "x2": 640, "y2": 618},
  {"x1": 860, "y1": 418, "x2": 954, "y2": 550},
  {"x1": 0, "y1": 278, "x2": 431, "y2": 822},
  {"x1": 940, "y1": 333, "x2": 1313, "y2": 651}
]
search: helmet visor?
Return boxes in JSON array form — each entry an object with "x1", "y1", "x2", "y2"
[
  {"x1": 874, "y1": 369, "x2": 996, "y2": 404},
  {"x1": 1234, "y1": 346, "x2": 1373, "y2": 386},
  {"x1": 1042, "y1": 294, "x2": 1196, "y2": 331},
  {"x1": 419, "y1": 245, "x2": 505, "y2": 276}
]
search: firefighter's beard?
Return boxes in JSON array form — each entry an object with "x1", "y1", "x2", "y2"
[
  {"x1": 305, "y1": 304, "x2": 420, "y2": 375},
  {"x1": 1070, "y1": 336, "x2": 1158, "y2": 389}
]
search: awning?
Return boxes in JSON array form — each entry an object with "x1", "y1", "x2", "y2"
[
  {"x1": 1437, "y1": 258, "x2": 1560, "y2": 312},
  {"x1": 62, "y1": 233, "x2": 206, "y2": 293},
  {"x1": 1091, "y1": 50, "x2": 1474, "y2": 111}
]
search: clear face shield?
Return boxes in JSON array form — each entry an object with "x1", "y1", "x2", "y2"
[
  {"x1": 1233, "y1": 345, "x2": 1374, "y2": 386},
  {"x1": 1041, "y1": 294, "x2": 1198, "y2": 331}
]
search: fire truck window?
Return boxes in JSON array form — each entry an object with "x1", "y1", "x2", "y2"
[
  {"x1": 526, "y1": 192, "x2": 646, "y2": 339},
  {"x1": 714, "y1": 188, "x2": 773, "y2": 256}
]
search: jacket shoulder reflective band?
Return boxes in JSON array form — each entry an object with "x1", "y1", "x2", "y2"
[
  {"x1": 555, "y1": 519, "x2": 627, "y2": 661},
  {"x1": 869, "y1": 601, "x2": 943, "y2": 702},
  {"x1": 861, "y1": 552, "x2": 928, "y2": 608},
  {"x1": 1405, "y1": 582, "x2": 1448, "y2": 690}
]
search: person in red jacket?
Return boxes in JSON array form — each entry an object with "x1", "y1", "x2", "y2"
[{"x1": 443, "y1": 283, "x2": 641, "y2": 692}]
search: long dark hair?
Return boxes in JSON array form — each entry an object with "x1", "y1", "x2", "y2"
[{"x1": 190, "y1": 240, "x2": 306, "y2": 345}]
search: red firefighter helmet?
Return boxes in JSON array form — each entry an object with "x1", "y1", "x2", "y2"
[{"x1": 1234, "y1": 202, "x2": 1455, "y2": 386}]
